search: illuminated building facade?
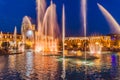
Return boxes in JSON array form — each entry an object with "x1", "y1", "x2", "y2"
[
  {"x1": 0, "y1": 33, "x2": 22, "y2": 48},
  {"x1": 1, "y1": 33, "x2": 120, "y2": 51},
  {"x1": 65, "y1": 36, "x2": 111, "y2": 51}
]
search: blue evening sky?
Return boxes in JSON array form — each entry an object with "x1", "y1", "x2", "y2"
[{"x1": 0, "y1": 0, "x2": 120, "y2": 36}]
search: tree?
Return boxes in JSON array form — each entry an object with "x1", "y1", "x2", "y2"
[{"x1": 1, "y1": 42, "x2": 10, "y2": 50}]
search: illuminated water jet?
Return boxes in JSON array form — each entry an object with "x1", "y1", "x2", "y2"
[
  {"x1": 35, "y1": 0, "x2": 60, "y2": 53},
  {"x1": 81, "y1": 0, "x2": 87, "y2": 63},
  {"x1": 21, "y1": 16, "x2": 33, "y2": 52},
  {"x1": 42, "y1": 1, "x2": 60, "y2": 52},
  {"x1": 97, "y1": 3, "x2": 120, "y2": 33},
  {"x1": 36, "y1": 0, "x2": 46, "y2": 35},
  {"x1": 81, "y1": 0, "x2": 87, "y2": 36},
  {"x1": 61, "y1": 4, "x2": 66, "y2": 80},
  {"x1": 62, "y1": 4, "x2": 65, "y2": 58},
  {"x1": 14, "y1": 26, "x2": 17, "y2": 48},
  {"x1": 89, "y1": 40, "x2": 102, "y2": 55}
]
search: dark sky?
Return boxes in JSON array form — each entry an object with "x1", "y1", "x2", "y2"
[{"x1": 0, "y1": 0, "x2": 120, "y2": 36}]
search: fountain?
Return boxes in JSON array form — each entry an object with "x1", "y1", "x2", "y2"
[
  {"x1": 21, "y1": 16, "x2": 33, "y2": 52},
  {"x1": 61, "y1": 4, "x2": 66, "y2": 80},
  {"x1": 62, "y1": 4, "x2": 65, "y2": 58},
  {"x1": 35, "y1": 0, "x2": 60, "y2": 53},
  {"x1": 81, "y1": 0, "x2": 88, "y2": 61},
  {"x1": 42, "y1": 0, "x2": 60, "y2": 52},
  {"x1": 97, "y1": 3, "x2": 120, "y2": 33},
  {"x1": 81, "y1": 0, "x2": 87, "y2": 37},
  {"x1": 36, "y1": 0, "x2": 46, "y2": 35},
  {"x1": 81, "y1": 0, "x2": 101, "y2": 59},
  {"x1": 14, "y1": 26, "x2": 17, "y2": 49},
  {"x1": 35, "y1": 0, "x2": 46, "y2": 53},
  {"x1": 89, "y1": 39, "x2": 102, "y2": 55}
]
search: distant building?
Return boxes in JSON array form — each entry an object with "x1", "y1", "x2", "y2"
[
  {"x1": 65, "y1": 36, "x2": 111, "y2": 50},
  {"x1": 107, "y1": 34, "x2": 120, "y2": 48}
]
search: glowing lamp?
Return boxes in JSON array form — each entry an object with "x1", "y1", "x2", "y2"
[{"x1": 26, "y1": 30, "x2": 33, "y2": 38}]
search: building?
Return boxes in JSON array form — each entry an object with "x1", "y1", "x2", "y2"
[
  {"x1": 65, "y1": 36, "x2": 111, "y2": 50},
  {"x1": 0, "y1": 33, "x2": 22, "y2": 48}
]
